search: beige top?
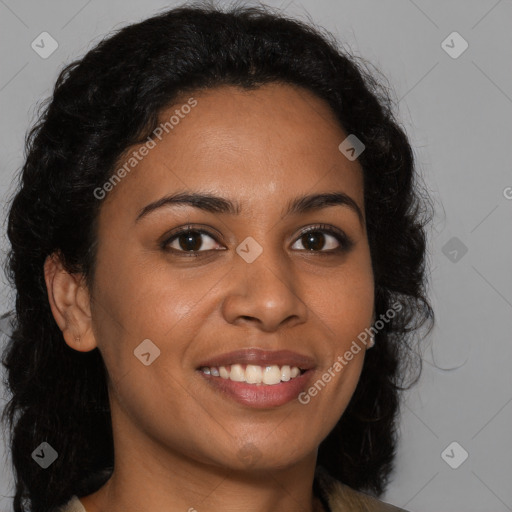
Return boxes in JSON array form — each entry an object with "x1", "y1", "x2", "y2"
[
  {"x1": 55, "y1": 495, "x2": 86, "y2": 512},
  {"x1": 55, "y1": 466, "x2": 409, "y2": 512}
]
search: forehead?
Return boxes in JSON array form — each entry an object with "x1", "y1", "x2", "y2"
[{"x1": 101, "y1": 83, "x2": 364, "y2": 219}]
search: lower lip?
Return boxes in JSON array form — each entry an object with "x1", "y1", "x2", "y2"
[{"x1": 198, "y1": 370, "x2": 315, "y2": 408}]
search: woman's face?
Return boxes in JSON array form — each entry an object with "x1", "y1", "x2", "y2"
[{"x1": 86, "y1": 83, "x2": 374, "y2": 472}]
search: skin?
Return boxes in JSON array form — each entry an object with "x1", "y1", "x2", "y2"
[{"x1": 44, "y1": 83, "x2": 375, "y2": 512}]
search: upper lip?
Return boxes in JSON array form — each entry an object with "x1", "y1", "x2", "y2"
[{"x1": 196, "y1": 348, "x2": 316, "y2": 370}]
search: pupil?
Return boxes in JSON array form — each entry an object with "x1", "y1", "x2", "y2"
[
  {"x1": 180, "y1": 232, "x2": 202, "y2": 251},
  {"x1": 304, "y1": 232, "x2": 324, "y2": 251}
]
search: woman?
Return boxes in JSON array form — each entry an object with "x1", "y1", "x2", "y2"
[{"x1": 1, "y1": 2, "x2": 434, "y2": 512}]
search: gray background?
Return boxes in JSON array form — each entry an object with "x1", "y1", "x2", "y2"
[{"x1": 0, "y1": 1, "x2": 511, "y2": 511}]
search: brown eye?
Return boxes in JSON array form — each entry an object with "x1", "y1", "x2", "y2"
[
  {"x1": 297, "y1": 231, "x2": 330, "y2": 251},
  {"x1": 163, "y1": 229, "x2": 222, "y2": 254},
  {"x1": 291, "y1": 225, "x2": 353, "y2": 253}
]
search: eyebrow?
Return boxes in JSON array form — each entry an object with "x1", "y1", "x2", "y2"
[{"x1": 135, "y1": 191, "x2": 364, "y2": 226}]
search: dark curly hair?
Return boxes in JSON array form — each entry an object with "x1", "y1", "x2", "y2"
[{"x1": 1, "y1": 2, "x2": 435, "y2": 511}]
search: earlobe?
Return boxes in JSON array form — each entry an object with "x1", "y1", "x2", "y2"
[{"x1": 43, "y1": 252, "x2": 97, "y2": 352}]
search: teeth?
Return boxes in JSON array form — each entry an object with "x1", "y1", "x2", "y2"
[
  {"x1": 245, "y1": 364, "x2": 263, "y2": 384},
  {"x1": 200, "y1": 364, "x2": 304, "y2": 385},
  {"x1": 281, "y1": 365, "x2": 291, "y2": 381},
  {"x1": 230, "y1": 364, "x2": 245, "y2": 382},
  {"x1": 262, "y1": 365, "x2": 281, "y2": 385}
]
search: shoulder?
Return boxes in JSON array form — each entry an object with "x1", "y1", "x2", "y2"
[{"x1": 315, "y1": 466, "x2": 410, "y2": 512}]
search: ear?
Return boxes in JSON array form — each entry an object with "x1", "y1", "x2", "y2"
[{"x1": 43, "y1": 252, "x2": 97, "y2": 352}]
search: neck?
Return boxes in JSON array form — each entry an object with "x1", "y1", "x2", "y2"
[{"x1": 81, "y1": 437, "x2": 324, "y2": 512}]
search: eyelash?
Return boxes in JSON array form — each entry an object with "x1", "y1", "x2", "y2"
[{"x1": 160, "y1": 224, "x2": 354, "y2": 258}]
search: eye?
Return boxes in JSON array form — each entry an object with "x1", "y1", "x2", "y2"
[
  {"x1": 162, "y1": 227, "x2": 224, "y2": 255},
  {"x1": 291, "y1": 224, "x2": 352, "y2": 253},
  {"x1": 161, "y1": 223, "x2": 353, "y2": 257}
]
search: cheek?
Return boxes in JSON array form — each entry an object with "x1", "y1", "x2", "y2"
[
  {"x1": 309, "y1": 261, "x2": 374, "y2": 340},
  {"x1": 92, "y1": 237, "x2": 187, "y2": 328},
  {"x1": 90, "y1": 250, "x2": 217, "y2": 375},
  {"x1": 298, "y1": 274, "x2": 372, "y2": 441},
  {"x1": 301, "y1": 258, "x2": 373, "y2": 408}
]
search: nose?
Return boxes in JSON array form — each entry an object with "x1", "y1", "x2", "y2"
[{"x1": 221, "y1": 245, "x2": 308, "y2": 332}]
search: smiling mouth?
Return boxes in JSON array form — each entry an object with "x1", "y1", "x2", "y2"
[{"x1": 198, "y1": 363, "x2": 307, "y2": 385}]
